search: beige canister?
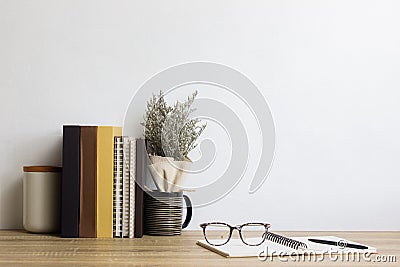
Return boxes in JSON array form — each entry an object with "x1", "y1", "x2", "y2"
[{"x1": 23, "y1": 166, "x2": 62, "y2": 233}]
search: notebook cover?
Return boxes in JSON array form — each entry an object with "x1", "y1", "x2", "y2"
[
  {"x1": 97, "y1": 126, "x2": 122, "y2": 238},
  {"x1": 122, "y1": 137, "x2": 131, "y2": 237},
  {"x1": 61, "y1": 125, "x2": 80, "y2": 238},
  {"x1": 79, "y1": 126, "x2": 97, "y2": 238},
  {"x1": 128, "y1": 138, "x2": 136, "y2": 238},
  {"x1": 134, "y1": 139, "x2": 147, "y2": 238}
]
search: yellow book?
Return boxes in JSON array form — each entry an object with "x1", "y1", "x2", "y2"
[{"x1": 97, "y1": 126, "x2": 122, "y2": 238}]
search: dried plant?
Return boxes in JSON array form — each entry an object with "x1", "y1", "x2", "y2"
[
  {"x1": 141, "y1": 91, "x2": 172, "y2": 156},
  {"x1": 141, "y1": 90, "x2": 206, "y2": 161}
]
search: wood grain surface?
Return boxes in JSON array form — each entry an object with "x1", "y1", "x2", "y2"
[{"x1": 0, "y1": 230, "x2": 398, "y2": 266}]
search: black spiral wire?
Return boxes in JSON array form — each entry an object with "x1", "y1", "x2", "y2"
[{"x1": 265, "y1": 232, "x2": 308, "y2": 250}]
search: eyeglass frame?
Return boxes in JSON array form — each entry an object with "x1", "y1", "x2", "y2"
[{"x1": 200, "y1": 222, "x2": 271, "y2": 246}]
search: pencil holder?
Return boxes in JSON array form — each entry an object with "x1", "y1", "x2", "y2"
[{"x1": 23, "y1": 166, "x2": 62, "y2": 233}]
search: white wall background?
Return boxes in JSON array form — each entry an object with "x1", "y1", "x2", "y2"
[{"x1": 0, "y1": 0, "x2": 399, "y2": 230}]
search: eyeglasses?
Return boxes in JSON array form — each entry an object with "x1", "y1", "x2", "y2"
[{"x1": 200, "y1": 222, "x2": 271, "y2": 246}]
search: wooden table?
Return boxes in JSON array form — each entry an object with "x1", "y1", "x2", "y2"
[{"x1": 0, "y1": 230, "x2": 398, "y2": 266}]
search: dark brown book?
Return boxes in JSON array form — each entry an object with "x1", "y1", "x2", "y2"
[
  {"x1": 134, "y1": 139, "x2": 148, "y2": 238},
  {"x1": 79, "y1": 126, "x2": 97, "y2": 238},
  {"x1": 61, "y1": 126, "x2": 80, "y2": 238}
]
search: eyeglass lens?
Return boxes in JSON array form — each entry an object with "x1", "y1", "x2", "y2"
[
  {"x1": 240, "y1": 224, "x2": 267, "y2": 245},
  {"x1": 203, "y1": 223, "x2": 231, "y2": 246}
]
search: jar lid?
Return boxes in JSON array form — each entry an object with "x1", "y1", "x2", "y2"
[{"x1": 23, "y1": 166, "x2": 62, "y2": 172}]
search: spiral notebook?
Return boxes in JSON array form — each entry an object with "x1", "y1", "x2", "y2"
[{"x1": 196, "y1": 233, "x2": 377, "y2": 258}]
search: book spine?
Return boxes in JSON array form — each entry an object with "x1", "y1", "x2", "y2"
[
  {"x1": 134, "y1": 139, "x2": 146, "y2": 238},
  {"x1": 97, "y1": 126, "x2": 122, "y2": 238},
  {"x1": 129, "y1": 138, "x2": 136, "y2": 238},
  {"x1": 61, "y1": 125, "x2": 80, "y2": 238},
  {"x1": 113, "y1": 136, "x2": 123, "y2": 238},
  {"x1": 79, "y1": 126, "x2": 97, "y2": 238}
]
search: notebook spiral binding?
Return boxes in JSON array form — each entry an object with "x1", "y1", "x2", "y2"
[{"x1": 266, "y1": 232, "x2": 308, "y2": 250}]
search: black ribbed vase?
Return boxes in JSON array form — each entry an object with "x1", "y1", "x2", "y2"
[{"x1": 144, "y1": 191, "x2": 192, "y2": 236}]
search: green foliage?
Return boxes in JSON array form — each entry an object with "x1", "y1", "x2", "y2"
[{"x1": 141, "y1": 90, "x2": 206, "y2": 161}]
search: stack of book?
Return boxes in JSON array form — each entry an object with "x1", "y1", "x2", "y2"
[{"x1": 61, "y1": 125, "x2": 146, "y2": 238}]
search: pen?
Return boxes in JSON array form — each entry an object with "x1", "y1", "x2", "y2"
[{"x1": 308, "y1": 239, "x2": 368, "y2": 250}]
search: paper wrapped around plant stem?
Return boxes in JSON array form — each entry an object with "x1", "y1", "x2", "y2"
[
  {"x1": 149, "y1": 155, "x2": 174, "y2": 164},
  {"x1": 148, "y1": 155, "x2": 191, "y2": 192},
  {"x1": 170, "y1": 160, "x2": 192, "y2": 192}
]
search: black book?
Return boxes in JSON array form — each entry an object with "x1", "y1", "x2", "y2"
[
  {"x1": 61, "y1": 125, "x2": 81, "y2": 237},
  {"x1": 134, "y1": 139, "x2": 147, "y2": 238}
]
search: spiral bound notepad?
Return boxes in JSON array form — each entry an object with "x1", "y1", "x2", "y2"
[{"x1": 196, "y1": 234, "x2": 376, "y2": 258}]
